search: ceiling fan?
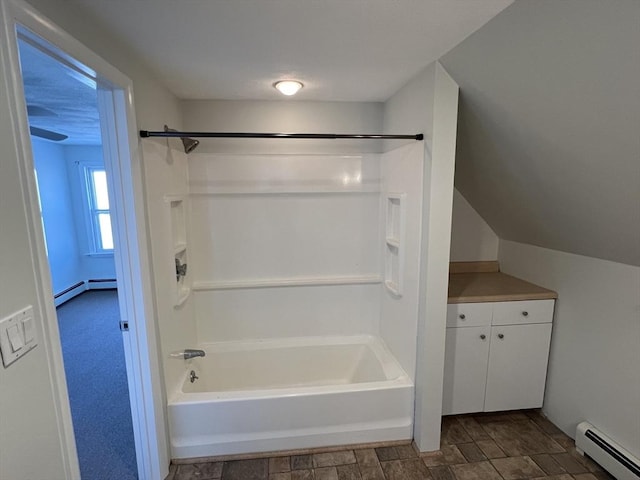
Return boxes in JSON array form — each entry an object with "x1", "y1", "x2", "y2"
[{"x1": 27, "y1": 104, "x2": 68, "y2": 142}]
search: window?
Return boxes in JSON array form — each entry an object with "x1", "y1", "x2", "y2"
[{"x1": 84, "y1": 166, "x2": 113, "y2": 252}]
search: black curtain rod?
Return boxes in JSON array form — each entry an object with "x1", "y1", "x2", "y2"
[{"x1": 139, "y1": 130, "x2": 423, "y2": 141}]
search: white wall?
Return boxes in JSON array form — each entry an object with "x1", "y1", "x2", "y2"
[
  {"x1": 141, "y1": 141, "x2": 196, "y2": 393},
  {"x1": 188, "y1": 151, "x2": 382, "y2": 343},
  {"x1": 379, "y1": 142, "x2": 423, "y2": 380},
  {"x1": 181, "y1": 100, "x2": 387, "y2": 345},
  {"x1": 63, "y1": 145, "x2": 116, "y2": 282},
  {"x1": 441, "y1": 0, "x2": 640, "y2": 266},
  {"x1": 32, "y1": 141, "x2": 118, "y2": 296},
  {"x1": 450, "y1": 188, "x2": 498, "y2": 262},
  {"x1": 182, "y1": 99, "x2": 384, "y2": 154},
  {"x1": 383, "y1": 62, "x2": 459, "y2": 452},
  {"x1": 31, "y1": 138, "x2": 84, "y2": 294},
  {"x1": 0, "y1": 0, "x2": 183, "y2": 477},
  {"x1": 499, "y1": 240, "x2": 640, "y2": 457},
  {"x1": 0, "y1": 56, "x2": 70, "y2": 480}
]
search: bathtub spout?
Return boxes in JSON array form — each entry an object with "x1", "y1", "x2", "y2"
[{"x1": 182, "y1": 349, "x2": 205, "y2": 360}]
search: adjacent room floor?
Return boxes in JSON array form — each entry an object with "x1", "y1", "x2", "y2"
[
  {"x1": 57, "y1": 289, "x2": 138, "y2": 480},
  {"x1": 166, "y1": 410, "x2": 613, "y2": 480}
]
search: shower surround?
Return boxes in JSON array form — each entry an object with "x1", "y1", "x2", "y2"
[{"x1": 159, "y1": 143, "x2": 424, "y2": 459}]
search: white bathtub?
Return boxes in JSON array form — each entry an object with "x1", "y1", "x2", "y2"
[{"x1": 168, "y1": 335, "x2": 414, "y2": 459}]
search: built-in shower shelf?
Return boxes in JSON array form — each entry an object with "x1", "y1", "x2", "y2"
[
  {"x1": 192, "y1": 275, "x2": 382, "y2": 291},
  {"x1": 165, "y1": 195, "x2": 191, "y2": 307},
  {"x1": 385, "y1": 193, "x2": 406, "y2": 297}
]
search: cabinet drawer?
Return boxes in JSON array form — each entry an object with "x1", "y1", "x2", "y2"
[
  {"x1": 492, "y1": 299, "x2": 554, "y2": 326},
  {"x1": 447, "y1": 303, "x2": 493, "y2": 328}
]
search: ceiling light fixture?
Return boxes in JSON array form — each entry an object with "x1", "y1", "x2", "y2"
[{"x1": 274, "y1": 80, "x2": 303, "y2": 96}]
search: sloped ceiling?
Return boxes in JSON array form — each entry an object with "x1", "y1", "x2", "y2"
[{"x1": 440, "y1": 0, "x2": 640, "y2": 266}]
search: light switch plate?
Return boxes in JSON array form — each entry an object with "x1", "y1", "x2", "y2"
[{"x1": 0, "y1": 306, "x2": 38, "y2": 368}]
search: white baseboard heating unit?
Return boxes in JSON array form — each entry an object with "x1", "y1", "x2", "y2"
[{"x1": 576, "y1": 422, "x2": 640, "y2": 480}]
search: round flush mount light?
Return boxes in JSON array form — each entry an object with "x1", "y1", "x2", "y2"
[{"x1": 274, "y1": 80, "x2": 303, "y2": 96}]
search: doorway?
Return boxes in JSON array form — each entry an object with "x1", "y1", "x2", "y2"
[
  {"x1": 17, "y1": 31, "x2": 138, "y2": 479},
  {"x1": 0, "y1": 1, "x2": 170, "y2": 476}
]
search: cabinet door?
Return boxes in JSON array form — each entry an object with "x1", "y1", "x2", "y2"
[
  {"x1": 442, "y1": 326, "x2": 491, "y2": 415},
  {"x1": 484, "y1": 323, "x2": 553, "y2": 412}
]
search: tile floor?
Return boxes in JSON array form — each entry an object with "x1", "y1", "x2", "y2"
[{"x1": 166, "y1": 410, "x2": 614, "y2": 480}]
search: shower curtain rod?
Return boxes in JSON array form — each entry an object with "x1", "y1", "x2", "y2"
[{"x1": 139, "y1": 130, "x2": 424, "y2": 141}]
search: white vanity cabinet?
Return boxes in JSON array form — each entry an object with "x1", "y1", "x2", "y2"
[{"x1": 442, "y1": 299, "x2": 555, "y2": 415}]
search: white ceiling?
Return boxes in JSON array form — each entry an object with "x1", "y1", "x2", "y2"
[{"x1": 69, "y1": 0, "x2": 512, "y2": 102}]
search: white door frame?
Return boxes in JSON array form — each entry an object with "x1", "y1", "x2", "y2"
[{"x1": 0, "y1": 1, "x2": 168, "y2": 478}]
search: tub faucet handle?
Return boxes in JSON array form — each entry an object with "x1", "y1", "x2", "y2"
[{"x1": 182, "y1": 349, "x2": 205, "y2": 360}]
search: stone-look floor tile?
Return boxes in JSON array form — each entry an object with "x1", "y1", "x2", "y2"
[
  {"x1": 549, "y1": 433, "x2": 574, "y2": 450},
  {"x1": 396, "y1": 444, "x2": 419, "y2": 459},
  {"x1": 381, "y1": 458, "x2": 432, "y2": 480},
  {"x1": 422, "y1": 445, "x2": 467, "y2": 467},
  {"x1": 358, "y1": 465, "x2": 385, "y2": 480},
  {"x1": 270, "y1": 474, "x2": 292, "y2": 480},
  {"x1": 336, "y1": 464, "x2": 362, "y2": 480},
  {"x1": 222, "y1": 458, "x2": 268, "y2": 480},
  {"x1": 441, "y1": 417, "x2": 473, "y2": 445},
  {"x1": 550, "y1": 452, "x2": 589, "y2": 474},
  {"x1": 291, "y1": 470, "x2": 314, "y2": 480},
  {"x1": 374, "y1": 446, "x2": 399, "y2": 461},
  {"x1": 490, "y1": 456, "x2": 545, "y2": 480},
  {"x1": 507, "y1": 412, "x2": 531, "y2": 422},
  {"x1": 449, "y1": 461, "x2": 502, "y2": 480},
  {"x1": 530, "y1": 453, "x2": 567, "y2": 475},
  {"x1": 354, "y1": 449, "x2": 379, "y2": 468},
  {"x1": 573, "y1": 474, "x2": 600, "y2": 479},
  {"x1": 568, "y1": 448, "x2": 604, "y2": 472},
  {"x1": 473, "y1": 412, "x2": 515, "y2": 424},
  {"x1": 475, "y1": 439, "x2": 506, "y2": 459},
  {"x1": 526, "y1": 413, "x2": 565, "y2": 436},
  {"x1": 291, "y1": 455, "x2": 314, "y2": 470},
  {"x1": 531, "y1": 475, "x2": 573, "y2": 480},
  {"x1": 166, "y1": 463, "x2": 178, "y2": 480},
  {"x1": 315, "y1": 467, "x2": 338, "y2": 480},
  {"x1": 428, "y1": 465, "x2": 454, "y2": 480},
  {"x1": 482, "y1": 419, "x2": 565, "y2": 456},
  {"x1": 176, "y1": 462, "x2": 223, "y2": 479},
  {"x1": 457, "y1": 417, "x2": 491, "y2": 441},
  {"x1": 457, "y1": 443, "x2": 487, "y2": 463},
  {"x1": 313, "y1": 451, "x2": 356, "y2": 468},
  {"x1": 269, "y1": 457, "x2": 291, "y2": 473}
]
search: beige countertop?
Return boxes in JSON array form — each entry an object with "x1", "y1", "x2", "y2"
[{"x1": 448, "y1": 271, "x2": 558, "y2": 304}]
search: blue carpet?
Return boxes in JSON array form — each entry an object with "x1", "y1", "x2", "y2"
[{"x1": 56, "y1": 290, "x2": 138, "y2": 480}]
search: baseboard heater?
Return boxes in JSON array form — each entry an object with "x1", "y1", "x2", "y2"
[
  {"x1": 576, "y1": 422, "x2": 640, "y2": 480},
  {"x1": 54, "y1": 281, "x2": 85, "y2": 299}
]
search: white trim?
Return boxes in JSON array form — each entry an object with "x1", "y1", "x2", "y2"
[
  {"x1": 193, "y1": 275, "x2": 383, "y2": 291},
  {"x1": 0, "y1": 1, "x2": 168, "y2": 478},
  {"x1": 79, "y1": 162, "x2": 115, "y2": 254},
  {"x1": 413, "y1": 62, "x2": 459, "y2": 452},
  {"x1": 53, "y1": 282, "x2": 86, "y2": 307},
  {"x1": 0, "y1": 3, "x2": 79, "y2": 478}
]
